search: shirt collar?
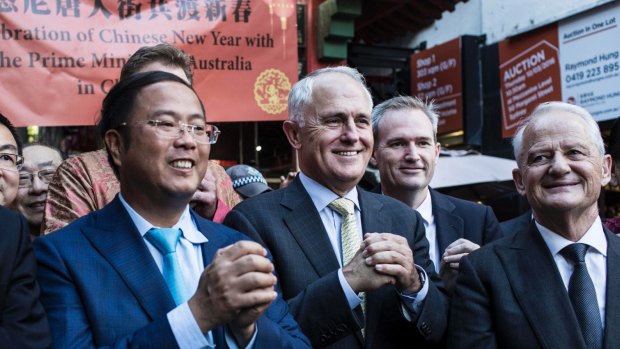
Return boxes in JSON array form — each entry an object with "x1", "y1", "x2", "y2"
[
  {"x1": 536, "y1": 216, "x2": 607, "y2": 257},
  {"x1": 118, "y1": 193, "x2": 208, "y2": 244},
  {"x1": 298, "y1": 172, "x2": 360, "y2": 212},
  {"x1": 415, "y1": 189, "x2": 433, "y2": 225}
]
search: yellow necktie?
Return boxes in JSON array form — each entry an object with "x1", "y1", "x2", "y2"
[
  {"x1": 329, "y1": 198, "x2": 360, "y2": 265},
  {"x1": 329, "y1": 198, "x2": 366, "y2": 334}
]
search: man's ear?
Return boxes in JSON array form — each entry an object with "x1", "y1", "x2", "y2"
[
  {"x1": 601, "y1": 154, "x2": 613, "y2": 187},
  {"x1": 104, "y1": 129, "x2": 124, "y2": 168},
  {"x1": 283, "y1": 121, "x2": 302, "y2": 150},
  {"x1": 512, "y1": 168, "x2": 526, "y2": 196},
  {"x1": 370, "y1": 152, "x2": 378, "y2": 167}
]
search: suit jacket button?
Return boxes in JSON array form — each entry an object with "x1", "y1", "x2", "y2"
[{"x1": 320, "y1": 334, "x2": 328, "y2": 343}]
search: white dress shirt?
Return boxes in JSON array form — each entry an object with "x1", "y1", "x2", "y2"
[
  {"x1": 298, "y1": 172, "x2": 429, "y2": 316},
  {"x1": 536, "y1": 217, "x2": 607, "y2": 326},
  {"x1": 414, "y1": 190, "x2": 440, "y2": 272},
  {"x1": 119, "y1": 193, "x2": 256, "y2": 349}
]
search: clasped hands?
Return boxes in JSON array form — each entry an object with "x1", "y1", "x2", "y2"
[
  {"x1": 188, "y1": 240, "x2": 277, "y2": 347},
  {"x1": 343, "y1": 232, "x2": 421, "y2": 295}
]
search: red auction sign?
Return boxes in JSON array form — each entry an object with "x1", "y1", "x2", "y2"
[
  {"x1": 0, "y1": 0, "x2": 297, "y2": 126},
  {"x1": 498, "y1": 24, "x2": 561, "y2": 138},
  {"x1": 411, "y1": 37, "x2": 463, "y2": 134}
]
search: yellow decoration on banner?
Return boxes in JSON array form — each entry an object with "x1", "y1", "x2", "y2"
[{"x1": 254, "y1": 69, "x2": 291, "y2": 114}]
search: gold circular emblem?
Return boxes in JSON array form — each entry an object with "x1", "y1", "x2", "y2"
[{"x1": 254, "y1": 69, "x2": 291, "y2": 114}]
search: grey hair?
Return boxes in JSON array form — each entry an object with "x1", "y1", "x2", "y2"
[
  {"x1": 287, "y1": 66, "x2": 373, "y2": 126},
  {"x1": 371, "y1": 95, "x2": 439, "y2": 143},
  {"x1": 512, "y1": 101, "x2": 605, "y2": 163}
]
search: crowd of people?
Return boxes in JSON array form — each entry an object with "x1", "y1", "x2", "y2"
[{"x1": 1, "y1": 43, "x2": 620, "y2": 348}]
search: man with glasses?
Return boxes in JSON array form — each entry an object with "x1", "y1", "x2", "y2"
[
  {"x1": 42, "y1": 44, "x2": 242, "y2": 234},
  {"x1": 33, "y1": 72, "x2": 309, "y2": 348},
  {"x1": 11, "y1": 143, "x2": 63, "y2": 238},
  {"x1": 0, "y1": 113, "x2": 50, "y2": 348}
]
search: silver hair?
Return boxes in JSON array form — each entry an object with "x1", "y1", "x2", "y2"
[
  {"x1": 512, "y1": 101, "x2": 605, "y2": 163},
  {"x1": 371, "y1": 95, "x2": 439, "y2": 143},
  {"x1": 287, "y1": 66, "x2": 373, "y2": 126}
]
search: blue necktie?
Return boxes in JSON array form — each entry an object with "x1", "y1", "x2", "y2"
[
  {"x1": 145, "y1": 228, "x2": 189, "y2": 305},
  {"x1": 560, "y1": 243, "x2": 603, "y2": 349}
]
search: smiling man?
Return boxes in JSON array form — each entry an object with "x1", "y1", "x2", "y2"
[
  {"x1": 33, "y1": 71, "x2": 309, "y2": 348},
  {"x1": 448, "y1": 102, "x2": 620, "y2": 348},
  {"x1": 225, "y1": 67, "x2": 448, "y2": 348},
  {"x1": 370, "y1": 96, "x2": 502, "y2": 292},
  {"x1": 12, "y1": 144, "x2": 63, "y2": 238}
]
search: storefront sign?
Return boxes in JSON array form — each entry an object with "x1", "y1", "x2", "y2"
[
  {"x1": 0, "y1": 0, "x2": 297, "y2": 126},
  {"x1": 498, "y1": 25, "x2": 562, "y2": 138},
  {"x1": 411, "y1": 37, "x2": 463, "y2": 134},
  {"x1": 559, "y1": 2, "x2": 620, "y2": 122}
]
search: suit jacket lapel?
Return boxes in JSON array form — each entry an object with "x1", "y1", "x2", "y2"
[
  {"x1": 430, "y1": 189, "x2": 464, "y2": 255},
  {"x1": 281, "y1": 178, "x2": 340, "y2": 277},
  {"x1": 193, "y1": 213, "x2": 230, "y2": 268},
  {"x1": 604, "y1": 229, "x2": 620, "y2": 348},
  {"x1": 497, "y1": 222, "x2": 584, "y2": 349},
  {"x1": 81, "y1": 197, "x2": 176, "y2": 320}
]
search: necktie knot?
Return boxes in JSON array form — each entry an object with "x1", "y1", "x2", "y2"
[
  {"x1": 561, "y1": 243, "x2": 589, "y2": 264},
  {"x1": 145, "y1": 228, "x2": 182, "y2": 255},
  {"x1": 329, "y1": 198, "x2": 355, "y2": 217}
]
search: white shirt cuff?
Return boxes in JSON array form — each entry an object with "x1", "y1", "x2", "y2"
[
  {"x1": 167, "y1": 302, "x2": 215, "y2": 349},
  {"x1": 338, "y1": 268, "x2": 362, "y2": 309},
  {"x1": 399, "y1": 265, "x2": 429, "y2": 321}
]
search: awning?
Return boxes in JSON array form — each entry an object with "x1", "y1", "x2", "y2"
[{"x1": 430, "y1": 151, "x2": 518, "y2": 189}]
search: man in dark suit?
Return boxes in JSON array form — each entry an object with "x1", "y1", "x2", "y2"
[
  {"x1": 448, "y1": 101, "x2": 620, "y2": 348},
  {"x1": 34, "y1": 71, "x2": 309, "y2": 348},
  {"x1": 369, "y1": 96, "x2": 502, "y2": 292},
  {"x1": 0, "y1": 112, "x2": 50, "y2": 348},
  {"x1": 224, "y1": 67, "x2": 448, "y2": 348},
  {"x1": 500, "y1": 210, "x2": 532, "y2": 237}
]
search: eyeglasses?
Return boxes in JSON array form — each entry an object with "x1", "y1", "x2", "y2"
[
  {"x1": 119, "y1": 120, "x2": 220, "y2": 144},
  {"x1": 19, "y1": 168, "x2": 56, "y2": 188},
  {"x1": 0, "y1": 153, "x2": 24, "y2": 171}
]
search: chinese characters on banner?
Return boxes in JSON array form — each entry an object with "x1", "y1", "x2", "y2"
[
  {"x1": 499, "y1": 1, "x2": 620, "y2": 138},
  {"x1": 410, "y1": 37, "x2": 463, "y2": 135},
  {"x1": 0, "y1": 0, "x2": 298, "y2": 126}
]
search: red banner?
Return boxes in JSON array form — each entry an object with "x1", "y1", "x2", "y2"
[
  {"x1": 0, "y1": 0, "x2": 297, "y2": 126},
  {"x1": 498, "y1": 24, "x2": 561, "y2": 138},
  {"x1": 411, "y1": 37, "x2": 463, "y2": 135}
]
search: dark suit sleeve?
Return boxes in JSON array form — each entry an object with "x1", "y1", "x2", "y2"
[
  {"x1": 482, "y1": 205, "x2": 504, "y2": 243},
  {"x1": 0, "y1": 213, "x2": 50, "y2": 349},
  {"x1": 225, "y1": 209, "x2": 360, "y2": 347},
  {"x1": 408, "y1": 209, "x2": 450, "y2": 345},
  {"x1": 33, "y1": 237, "x2": 179, "y2": 349},
  {"x1": 251, "y1": 293, "x2": 312, "y2": 348},
  {"x1": 447, "y1": 254, "x2": 497, "y2": 349}
]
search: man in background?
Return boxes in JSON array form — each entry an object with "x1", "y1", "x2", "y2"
[
  {"x1": 370, "y1": 96, "x2": 502, "y2": 292},
  {"x1": 225, "y1": 67, "x2": 448, "y2": 348},
  {"x1": 11, "y1": 143, "x2": 63, "y2": 238},
  {"x1": 43, "y1": 44, "x2": 241, "y2": 234},
  {"x1": 0, "y1": 113, "x2": 50, "y2": 348},
  {"x1": 448, "y1": 102, "x2": 620, "y2": 348}
]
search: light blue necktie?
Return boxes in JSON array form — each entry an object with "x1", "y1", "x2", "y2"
[{"x1": 145, "y1": 228, "x2": 189, "y2": 305}]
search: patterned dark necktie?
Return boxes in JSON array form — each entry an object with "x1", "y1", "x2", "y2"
[{"x1": 560, "y1": 243, "x2": 603, "y2": 349}]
